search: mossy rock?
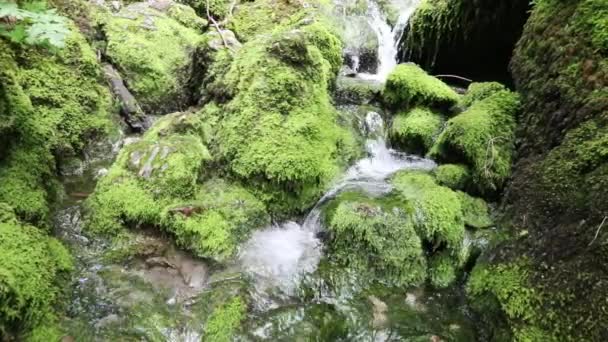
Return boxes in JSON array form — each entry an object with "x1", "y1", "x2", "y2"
[
  {"x1": 203, "y1": 297, "x2": 247, "y2": 342},
  {"x1": 334, "y1": 76, "x2": 382, "y2": 105},
  {"x1": 102, "y1": 2, "x2": 205, "y2": 114},
  {"x1": 0, "y1": 212, "x2": 73, "y2": 339},
  {"x1": 325, "y1": 197, "x2": 427, "y2": 287},
  {"x1": 227, "y1": 0, "x2": 301, "y2": 42},
  {"x1": 205, "y1": 18, "x2": 358, "y2": 214},
  {"x1": 391, "y1": 171, "x2": 465, "y2": 254},
  {"x1": 429, "y1": 90, "x2": 520, "y2": 195},
  {"x1": 460, "y1": 82, "x2": 508, "y2": 108},
  {"x1": 383, "y1": 63, "x2": 459, "y2": 109},
  {"x1": 456, "y1": 191, "x2": 492, "y2": 229},
  {"x1": 389, "y1": 107, "x2": 444, "y2": 155},
  {"x1": 433, "y1": 163, "x2": 470, "y2": 190}
]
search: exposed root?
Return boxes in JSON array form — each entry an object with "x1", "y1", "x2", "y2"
[{"x1": 587, "y1": 216, "x2": 607, "y2": 247}]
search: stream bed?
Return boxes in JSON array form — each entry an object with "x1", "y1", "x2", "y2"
[{"x1": 53, "y1": 0, "x2": 483, "y2": 340}]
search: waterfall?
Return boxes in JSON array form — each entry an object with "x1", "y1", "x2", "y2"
[{"x1": 358, "y1": 0, "x2": 421, "y2": 81}]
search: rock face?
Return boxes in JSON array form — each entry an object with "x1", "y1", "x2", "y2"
[
  {"x1": 400, "y1": 0, "x2": 531, "y2": 83},
  {"x1": 100, "y1": 1, "x2": 206, "y2": 114},
  {"x1": 467, "y1": 0, "x2": 608, "y2": 341}
]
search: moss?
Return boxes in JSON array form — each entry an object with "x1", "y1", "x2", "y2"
[
  {"x1": 391, "y1": 171, "x2": 465, "y2": 254},
  {"x1": 102, "y1": 3, "x2": 205, "y2": 114},
  {"x1": 389, "y1": 107, "x2": 444, "y2": 155},
  {"x1": 467, "y1": 260, "x2": 554, "y2": 341},
  {"x1": 228, "y1": 0, "x2": 300, "y2": 42},
  {"x1": 205, "y1": 17, "x2": 357, "y2": 214},
  {"x1": 460, "y1": 82, "x2": 508, "y2": 108},
  {"x1": 427, "y1": 252, "x2": 457, "y2": 288},
  {"x1": 203, "y1": 296, "x2": 246, "y2": 342},
  {"x1": 334, "y1": 77, "x2": 382, "y2": 105},
  {"x1": 433, "y1": 163, "x2": 470, "y2": 190},
  {"x1": 383, "y1": 63, "x2": 459, "y2": 109},
  {"x1": 456, "y1": 191, "x2": 492, "y2": 229},
  {"x1": 162, "y1": 179, "x2": 270, "y2": 261},
  {"x1": 167, "y1": 3, "x2": 208, "y2": 30},
  {"x1": 0, "y1": 26, "x2": 112, "y2": 225},
  {"x1": 0, "y1": 218, "x2": 73, "y2": 339},
  {"x1": 429, "y1": 90, "x2": 520, "y2": 195},
  {"x1": 326, "y1": 199, "x2": 427, "y2": 287}
]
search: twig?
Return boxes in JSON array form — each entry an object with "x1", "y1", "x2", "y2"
[
  {"x1": 588, "y1": 216, "x2": 607, "y2": 247},
  {"x1": 218, "y1": 0, "x2": 237, "y2": 26},
  {"x1": 206, "y1": 0, "x2": 233, "y2": 52},
  {"x1": 434, "y1": 74, "x2": 473, "y2": 83}
]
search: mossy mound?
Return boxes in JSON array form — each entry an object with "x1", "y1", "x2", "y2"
[
  {"x1": 389, "y1": 107, "x2": 444, "y2": 155},
  {"x1": 427, "y1": 252, "x2": 458, "y2": 288},
  {"x1": 429, "y1": 90, "x2": 520, "y2": 195},
  {"x1": 203, "y1": 18, "x2": 358, "y2": 214},
  {"x1": 391, "y1": 171, "x2": 465, "y2": 254},
  {"x1": 460, "y1": 82, "x2": 508, "y2": 108},
  {"x1": 433, "y1": 163, "x2": 470, "y2": 190},
  {"x1": 88, "y1": 113, "x2": 268, "y2": 261},
  {"x1": 383, "y1": 63, "x2": 459, "y2": 109},
  {"x1": 101, "y1": 2, "x2": 205, "y2": 114},
  {"x1": 325, "y1": 196, "x2": 427, "y2": 287},
  {"x1": 0, "y1": 209, "x2": 73, "y2": 339},
  {"x1": 456, "y1": 191, "x2": 492, "y2": 229},
  {"x1": 203, "y1": 297, "x2": 247, "y2": 342}
]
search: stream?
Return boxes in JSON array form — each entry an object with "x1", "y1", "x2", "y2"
[{"x1": 54, "y1": 0, "x2": 479, "y2": 340}]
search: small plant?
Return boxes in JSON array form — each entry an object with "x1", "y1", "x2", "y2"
[{"x1": 0, "y1": 1, "x2": 69, "y2": 48}]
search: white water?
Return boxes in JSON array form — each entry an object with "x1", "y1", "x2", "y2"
[
  {"x1": 238, "y1": 112, "x2": 435, "y2": 308},
  {"x1": 358, "y1": 0, "x2": 421, "y2": 81}
]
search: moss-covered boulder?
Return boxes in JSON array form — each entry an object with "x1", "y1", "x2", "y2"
[
  {"x1": 101, "y1": 2, "x2": 206, "y2": 114},
  {"x1": 433, "y1": 163, "x2": 470, "y2": 190},
  {"x1": 203, "y1": 18, "x2": 358, "y2": 214},
  {"x1": 429, "y1": 90, "x2": 520, "y2": 195},
  {"x1": 334, "y1": 76, "x2": 382, "y2": 105},
  {"x1": 0, "y1": 208, "x2": 73, "y2": 340},
  {"x1": 391, "y1": 171, "x2": 465, "y2": 254},
  {"x1": 389, "y1": 107, "x2": 444, "y2": 155},
  {"x1": 325, "y1": 195, "x2": 427, "y2": 287},
  {"x1": 383, "y1": 63, "x2": 459, "y2": 109},
  {"x1": 88, "y1": 113, "x2": 269, "y2": 261},
  {"x1": 227, "y1": 0, "x2": 300, "y2": 42}
]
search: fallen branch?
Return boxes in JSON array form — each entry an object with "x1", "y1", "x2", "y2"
[
  {"x1": 218, "y1": 0, "x2": 237, "y2": 26},
  {"x1": 206, "y1": 0, "x2": 233, "y2": 52},
  {"x1": 434, "y1": 74, "x2": 473, "y2": 83},
  {"x1": 588, "y1": 216, "x2": 607, "y2": 247}
]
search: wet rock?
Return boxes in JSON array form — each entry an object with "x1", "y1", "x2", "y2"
[
  {"x1": 103, "y1": 64, "x2": 146, "y2": 132},
  {"x1": 334, "y1": 76, "x2": 382, "y2": 105},
  {"x1": 145, "y1": 256, "x2": 177, "y2": 269}
]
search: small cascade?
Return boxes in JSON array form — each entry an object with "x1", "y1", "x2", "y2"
[{"x1": 238, "y1": 111, "x2": 435, "y2": 309}]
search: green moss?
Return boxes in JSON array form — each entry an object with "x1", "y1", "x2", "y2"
[
  {"x1": 326, "y1": 199, "x2": 427, "y2": 287},
  {"x1": 162, "y1": 179, "x2": 270, "y2": 261},
  {"x1": 427, "y1": 252, "x2": 457, "y2": 288},
  {"x1": 0, "y1": 218, "x2": 73, "y2": 339},
  {"x1": 102, "y1": 3, "x2": 204, "y2": 113},
  {"x1": 167, "y1": 3, "x2": 208, "y2": 30},
  {"x1": 456, "y1": 191, "x2": 493, "y2": 229},
  {"x1": 467, "y1": 260, "x2": 554, "y2": 341},
  {"x1": 429, "y1": 90, "x2": 520, "y2": 195},
  {"x1": 389, "y1": 107, "x2": 444, "y2": 155},
  {"x1": 391, "y1": 171, "x2": 465, "y2": 253},
  {"x1": 460, "y1": 82, "x2": 508, "y2": 108},
  {"x1": 203, "y1": 297, "x2": 246, "y2": 342},
  {"x1": 228, "y1": 0, "x2": 300, "y2": 42},
  {"x1": 334, "y1": 77, "x2": 382, "y2": 105},
  {"x1": 206, "y1": 17, "x2": 356, "y2": 214},
  {"x1": 383, "y1": 63, "x2": 459, "y2": 109},
  {"x1": 433, "y1": 163, "x2": 470, "y2": 190}
]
